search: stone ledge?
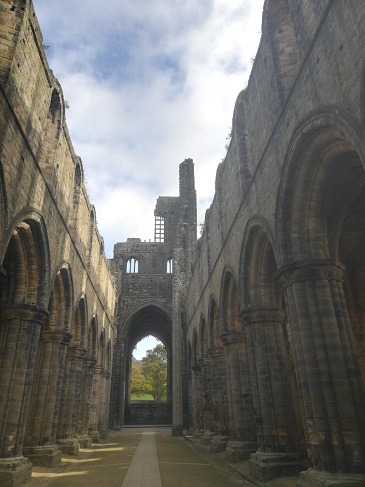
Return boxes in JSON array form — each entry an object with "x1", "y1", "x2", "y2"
[
  {"x1": 297, "y1": 468, "x2": 365, "y2": 487},
  {"x1": 249, "y1": 451, "x2": 307, "y2": 481}
]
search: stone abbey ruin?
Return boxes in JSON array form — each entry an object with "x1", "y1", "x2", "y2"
[{"x1": 1, "y1": 0, "x2": 365, "y2": 486}]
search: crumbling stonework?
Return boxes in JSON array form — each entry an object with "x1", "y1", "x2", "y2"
[
  {"x1": 2, "y1": 1, "x2": 365, "y2": 487},
  {"x1": 109, "y1": 159, "x2": 197, "y2": 433},
  {"x1": 0, "y1": 1, "x2": 116, "y2": 485},
  {"x1": 185, "y1": 1, "x2": 365, "y2": 486}
]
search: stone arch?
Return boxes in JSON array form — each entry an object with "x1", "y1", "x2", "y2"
[
  {"x1": 0, "y1": 213, "x2": 50, "y2": 466},
  {"x1": 240, "y1": 220, "x2": 305, "y2": 473},
  {"x1": 24, "y1": 263, "x2": 73, "y2": 462},
  {"x1": 38, "y1": 84, "x2": 64, "y2": 185},
  {"x1": 240, "y1": 218, "x2": 278, "y2": 308},
  {"x1": 72, "y1": 295, "x2": 88, "y2": 347},
  {"x1": 262, "y1": 0, "x2": 301, "y2": 106},
  {"x1": 46, "y1": 264, "x2": 73, "y2": 332},
  {"x1": 277, "y1": 107, "x2": 364, "y2": 265},
  {"x1": 220, "y1": 267, "x2": 240, "y2": 335},
  {"x1": 1, "y1": 212, "x2": 50, "y2": 307},
  {"x1": 207, "y1": 295, "x2": 228, "y2": 434},
  {"x1": 88, "y1": 314, "x2": 98, "y2": 358},
  {"x1": 110, "y1": 301, "x2": 172, "y2": 428},
  {"x1": 87, "y1": 206, "x2": 96, "y2": 266},
  {"x1": 208, "y1": 295, "x2": 220, "y2": 351},
  {"x1": 68, "y1": 157, "x2": 84, "y2": 236},
  {"x1": 276, "y1": 109, "x2": 365, "y2": 475}
]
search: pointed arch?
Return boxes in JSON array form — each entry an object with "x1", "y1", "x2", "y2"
[
  {"x1": 46, "y1": 264, "x2": 73, "y2": 332},
  {"x1": 0, "y1": 212, "x2": 50, "y2": 307},
  {"x1": 220, "y1": 268, "x2": 241, "y2": 335},
  {"x1": 72, "y1": 295, "x2": 88, "y2": 347},
  {"x1": 276, "y1": 107, "x2": 364, "y2": 266},
  {"x1": 240, "y1": 218, "x2": 278, "y2": 308},
  {"x1": 208, "y1": 295, "x2": 221, "y2": 350}
]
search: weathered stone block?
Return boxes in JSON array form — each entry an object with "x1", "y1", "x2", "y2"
[
  {"x1": 225, "y1": 441, "x2": 257, "y2": 463},
  {"x1": 297, "y1": 468, "x2": 365, "y2": 487},
  {"x1": 22, "y1": 445, "x2": 62, "y2": 468},
  {"x1": 211, "y1": 436, "x2": 230, "y2": 453},
  {"x1": 249, "y1": 451, "x2": 307, "y2": 481}
]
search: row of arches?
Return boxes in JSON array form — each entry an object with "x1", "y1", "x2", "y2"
[
  {"x1": 0, "y1": 212, "x2": 112, "y2": 471},
  {"x1": 187, "y1": 112, "x2": 365, "y2": 481}
]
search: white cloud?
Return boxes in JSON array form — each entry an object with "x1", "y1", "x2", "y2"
[{"x1": 33, "y1": 0, "x2": 264, "y2": 256}]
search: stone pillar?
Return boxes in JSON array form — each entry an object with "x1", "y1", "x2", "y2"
[
  {"x1": 242, "y1": 307, "x2": 306, "y2": 480},
  {"x1": 279, "y1": 261, "x2": 365, "y2": 487},
  {"x1": 98, "y1": 370, "x2": 110, "y2": 439},
  {"x1": 57, "y1": 345, "x2": 86, "y2": 454},
  {"x1": 77, "y1": 355, "x2": 96, "y2": 447},
  {"x1": 0, "y1": 304, "x2": 48, "y2": 486},
  {"x1": 209, "y1": 346, "x2": 229, "y2": 435},
  {"x1": 221, "y1": 331, "x2": 257, "y2": 461},
  {"x1": 88, "y1": 366, "x2": 103, "y2": 442},
  {"x1": 202, "y1": 357, "x2": 213, "y2": 431},
  {"x1": 23, "y1": 328, "x2": 71, "y2": 466},
  {"x1": 191, "y1": 364, "x2": 204, "y2": 431},
  {"x1": 172, "y1": 291, "x2": 183, "y2": 436}
]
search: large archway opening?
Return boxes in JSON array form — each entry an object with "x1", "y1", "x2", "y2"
[{"x1": 124, "y1": 304, "x2": 172, "y2": 426}]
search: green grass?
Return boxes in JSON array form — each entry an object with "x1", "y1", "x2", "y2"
[{"x1": 130, "y1": 393, "x2": 154, "y2": 401}]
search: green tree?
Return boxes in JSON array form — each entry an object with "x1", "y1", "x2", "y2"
[
  {"x1": 141, "y1": 344, "x2": 167, "y2": 402},
  {"x1": 131, "y1": 360, "x2": 149, "y2": 398}
]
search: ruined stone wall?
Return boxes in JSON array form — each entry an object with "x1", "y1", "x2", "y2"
[
  {"x1": 0, "y1": 1, "x2": 116, "y2": 484},
  {"x1": 186, "y1": 1, "x2": 365, "y2": 484}
]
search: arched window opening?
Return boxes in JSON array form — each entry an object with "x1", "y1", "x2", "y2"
[
  {"x1": 126, "y1": 258, "x2": 138, "y2": 273},
  {"x1": 131, "y1": 337, "x2": 167, "y2": 403},
  {"x1": 167, "y1": 258, "x2": 173, "y2": 273}
]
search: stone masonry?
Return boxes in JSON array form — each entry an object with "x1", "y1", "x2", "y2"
[
  {"x1": 1, "y1": 1, "x2": 365, "y2": 487},
  {"x1": 185, "y1": 1, "x2": 365, "y2": 486},
  {"x1": 109, "y1": 159, "x2": 197, "y2": 434},
  {"x1": 0, "y1": 1, "x2": 116, "y2": 486}
]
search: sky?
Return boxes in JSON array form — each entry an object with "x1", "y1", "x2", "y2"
[{"x1": 32, "y1": 0, "x2": 265, "y2": 258}]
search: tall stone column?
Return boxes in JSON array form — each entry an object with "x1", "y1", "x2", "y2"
[
  {"x1": 57, "y1": 345, "x2": 86, "y2": 454},
  {"x1": 242, "y1": 307, "x2": 306, "y2": 480},
  {"x1": 202, "y1": 357, "x2": 213, "y2": 431},
  {"x1": 172, "y1": 291, "x2": 183, "y2": 436},
  {"x1": 77, "y1": 355, "x2": 96, "y2": 447},
  {"x1": 98, "y1": 370, "x2": 110, "y2": 439},
  {"x1": 221, "y1": 331, "x2": 257, "y2": 461},
  {"x1": 279, "y1": 261, "x2": 365, "y2": 487},
  {"x1": 191, "y1": 364, "x2": 204, "y2": 431},
  {"x1": 209, "y1": 346, "x2": 228, "y2": 434},
  {"x1": 88, "y1": 366, "x2": 103, "y2": 442},
  {"x1": 0, "y1": 304, "x2": 48, "y2": 486},
  {"x1": 23, "y1": 328, "x2": 72, "y2": 466}
]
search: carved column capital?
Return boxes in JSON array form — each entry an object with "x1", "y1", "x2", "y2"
[
  {"x1": 241, "y1": 307, "x2": 286, "y2": 325},
  {"x1": 66, "y1": 345, "x2": 87, "y2": 359},
  {"x1": 40, "y1": 329, "x2": 73, "y2": 345},
  {"x1": 0, "y1": 303, "x2": 49, "y2": 323},
  {"x1": 220, "y1": 330, "x2": 245, "y2": 345},
  {"x1": 275, "y1": 259, "x2": 344, "y2": 288},
  {"x1": 83, "y1": 355, "x2": 97, "y2": 368}
]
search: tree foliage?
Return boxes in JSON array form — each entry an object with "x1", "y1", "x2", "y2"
[{"x1": 131, "y1": 343, "x2": 167, "y2": 402}]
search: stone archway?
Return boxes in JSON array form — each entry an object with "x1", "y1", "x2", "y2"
[
  {"x1": 110, "y1": 303, "x2": 172, "y2": 428},
  {"x1": 277, "y1": 113, "x2": 365, "y2": 484}
]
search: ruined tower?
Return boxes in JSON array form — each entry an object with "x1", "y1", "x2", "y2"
[{"x1": 109, "y1": 159, "x2": 197, "y2": 434}]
